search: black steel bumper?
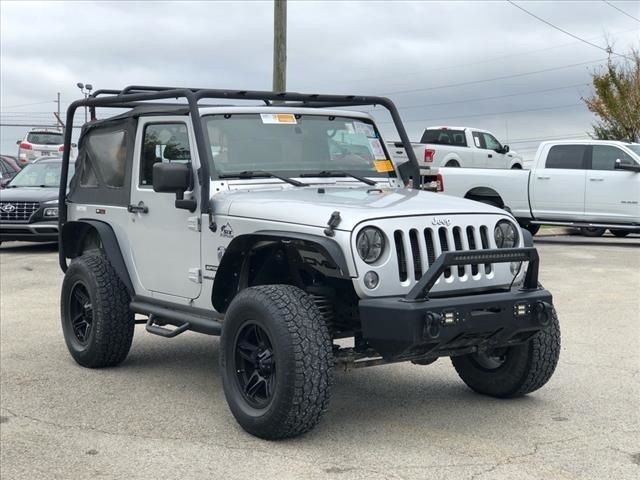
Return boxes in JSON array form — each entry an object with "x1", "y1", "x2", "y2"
[{"x1": 359, "y1": 248, "x2": 554, "y2": 359}]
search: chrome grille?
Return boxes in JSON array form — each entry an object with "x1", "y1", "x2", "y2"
[
  {"x1": 0, "y1": 202, "x2": 40, "y2": 222},
  {"x1": 393, "y1": 225, "x2": 493, "y2": 283}
]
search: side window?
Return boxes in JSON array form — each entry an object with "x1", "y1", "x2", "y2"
[
  {"x1": 140, "y1": 123, "x2": 191, "y2": 187},
  {"x1": 592, "y1": 145, "x2": 637, "y2": 171},
  {"x1": 545, "y1": 145, "x2": 587, "y2": 169},
  {"x1": 82, "y1": 130, "x2": 128, "y2": 187},
  {"x1": 482, "y1": 133, "x2": 502, "y2": 151},
  {"x1": 472, "y1": 131, "x2": 484, "y2": 148}
]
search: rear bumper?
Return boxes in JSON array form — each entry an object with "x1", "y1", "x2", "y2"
[
  {"x1": 0, "y1": 222, "x2": 59, "y2": 242},
  {"x1": 359, "y1": 287, "x2": 553, "y2": 359}
]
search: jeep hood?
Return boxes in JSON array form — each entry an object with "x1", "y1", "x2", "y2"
[{"x1": 217, "y1": 186, "x2": 508, "y2": 231}]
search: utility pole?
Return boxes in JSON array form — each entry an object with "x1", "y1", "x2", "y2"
[
  {"x1": 272, "y1": 0, "x2": 287, "y2": 92},
  {"x1": 55, "y1": 92, "x2": 62, "y2": 131}
]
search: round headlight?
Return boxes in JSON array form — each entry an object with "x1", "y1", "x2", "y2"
[
  {"x1": 494, "y1": 220, "x2": 519, "y2": 248},
  {"x1": 356, "y1": 227, "x2": 385, "y2": 264}
]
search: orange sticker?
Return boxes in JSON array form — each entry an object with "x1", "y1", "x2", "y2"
[
  {"x1": 260, "y1": 113, "x2": 297, "y2": 124},
  {"x1": 374, "y1": 160, "x2": 394, "y2": 173}
]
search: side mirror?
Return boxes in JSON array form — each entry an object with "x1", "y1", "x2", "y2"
[
  {"x1": 502, "y1": 145, "x2": 510, "y2": 153},
  {"x1": 16, "y1": 140, "x2": 21, "y2": 145},
  {"x1": 614, "y1": 159, "x2": 640, "y2": 172},
  {"x1": 152, "y1": 162, "x2": 197, "y2": 211}
]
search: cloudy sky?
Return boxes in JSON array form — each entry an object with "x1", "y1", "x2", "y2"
[{"x1": 1, "y1": 0, "x2": 638, "y2": 158}]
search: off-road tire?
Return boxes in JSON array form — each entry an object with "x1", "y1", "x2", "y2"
[
  {"x1": 451, "y1": 309, "x2": 560, "y2": 398},
  {"x1": 61, "y1": 254, "x2": 134, "y2": 368},
  {"x1": 220, "y1": 285, "x2": 334, "y2": 439},
  {"x1": 580, "y1": 227, "x2": 605, "y2": 237},
  {"x1": 610, "y1": 229, "x2": 630, "y2": 238},
  {"x1": 524, "y1": 223, "x2": 540, "y2": 236}
]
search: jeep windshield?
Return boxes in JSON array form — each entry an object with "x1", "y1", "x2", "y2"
[{"x1": 204, "y1": 113, "x2": 396, "y2": 180}]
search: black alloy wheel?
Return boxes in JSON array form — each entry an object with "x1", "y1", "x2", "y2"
[
  {"x1": 234, "y1": 322, "x2": 276, "y2": 409},
  {"x1": 68, "y1": 282, "x2": 93, "y2": 345}
]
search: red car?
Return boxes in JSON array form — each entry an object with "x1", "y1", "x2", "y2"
[{"x1": 0, "y1": 155, "x2": 22, "y2": 188}]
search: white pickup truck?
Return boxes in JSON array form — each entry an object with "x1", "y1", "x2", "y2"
[
  {"x1": 388, "y1": 126, "x2": 524, "y2": 170},
  {"x1": 431, "y1": 139, "x2": 640, "y2": 237}
]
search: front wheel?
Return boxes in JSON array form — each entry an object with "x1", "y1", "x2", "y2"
[
  {"x1": 451, "y1": 309, "x2": 560, "y2": 398},
  {"x1": 610, "y1": 229, "x2": 630, "y2": 238},
  {"x1": 220, "y1": 285, "x2": 334, "y2": 439}
]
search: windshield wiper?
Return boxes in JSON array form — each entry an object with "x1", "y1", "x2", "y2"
[
  {"x1": 300, "y1": 170, "x2": 377, "y2": 186},
  {"x1": 218, "y1": 171, "x2": 308, "y2": 187}
]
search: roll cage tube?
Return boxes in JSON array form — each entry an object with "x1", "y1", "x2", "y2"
[{"x1": 58, "y1": 86, "x2": 422, "y2": 271}]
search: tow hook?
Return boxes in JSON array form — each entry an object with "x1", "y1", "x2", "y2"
[
  {"x1": 424, "y1": 312, "x2": 442, "y2": 339},
  {"x1": 534, "y1": 301, "x2": 553, "y2": 327}
]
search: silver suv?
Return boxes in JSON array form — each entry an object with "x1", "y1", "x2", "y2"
[
  {"x1": 57, "y1": 86, "x2": 560, "y2": 439},
  {"x1": 17, "y1": 129, "x2": 64, "y2": 166}
]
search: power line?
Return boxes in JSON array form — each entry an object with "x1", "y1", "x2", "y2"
[
  {"x1": 602, "y1": 0, "x2": 640, "y2": 23},
  {"x1": 387, "y1": 83, "x2": 591, "y2": 111},
  {"x1": 0, "y1": 100, "x2": 55, "y2": 109},
  {"x1": 336, "y1": 26, "x2": 638, "y2": 88},
  {"x1": 378, "y1": 103, "x2": 585, "y2": 124},
  {"x1": 507, "y1": 1, "x2": 633, "y2": 60},
  {"x1": 380, "y1": 58, "x2": 605, "y2": 96}
]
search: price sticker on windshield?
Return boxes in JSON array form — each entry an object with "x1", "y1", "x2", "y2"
[
  {"x1": 368, "y1": 138, "x2": 387, "y2": 160},
  {"x1": 374, "y1": 160, "x2": 394, "y2": 173},
  {"x1": 260, "y1": 113, "x2": 297, "y2": 124}
]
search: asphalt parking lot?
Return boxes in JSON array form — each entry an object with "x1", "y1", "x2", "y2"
[{"x1": 1, "y1": 233, "x2": 639, "y2": 480}]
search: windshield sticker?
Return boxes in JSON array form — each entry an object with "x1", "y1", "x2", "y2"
[
  {"x1": 260, "y1": 113, "x2": 297, "y2": 125},
  {"x1": 355, "y1": 122, "x2": 376, "y2": 138},
  {"x1": 374, "y1": 159, "x2": 394, "y2": 173},
  {"x1": 368, "y1": 138, "x2": 386, "y2": 160}
]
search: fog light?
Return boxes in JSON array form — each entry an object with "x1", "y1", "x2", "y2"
[
  {"x1": 443, "y1": 311, "x2": 456, "y2": 324},
  {"x1": 514, "y1": 303, "x2": 529, "y2": 317},
  {"x1": 43, "y1": 207, "x2": 58, "y2": 217},
  {"x1": 363, "y1": 271, "x2": 379, "y2": 289}
]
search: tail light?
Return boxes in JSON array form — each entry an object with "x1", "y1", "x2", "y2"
[
  {"x1": 19, "y1": 142, "x2": 32, "y2": 150},
  {"x1": 58, "y1": 145, "x2": 65, "y2": 152},
  {"x1": 436, "y1": 173, "x2": 443, "y2": 192},
  {"x1": 424, "y1": 149, "x2": 435, "y2": 163}
]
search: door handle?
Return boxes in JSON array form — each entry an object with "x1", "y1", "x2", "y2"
[
  {"x1": 537, "y1": 176, "x2": 550, "y2": 180},
  {"x1": 589, "y1": 178, "x2": 604, "y2": 182},
  {"x1": 127, "y1": 201, "x2": 148, "y2": 214},
  {"x1": 488, "y1": 154, "x2": 493, "y2": 158}
]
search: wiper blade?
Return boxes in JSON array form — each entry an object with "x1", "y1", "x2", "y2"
[
  {"x1": 300, "y1": 170, "x2": 377, "y2": 186},
  {"x1": 219, "y1": 171, "x2": 308, "y2": 187}
]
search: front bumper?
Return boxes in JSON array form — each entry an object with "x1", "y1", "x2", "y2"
[
  {"x1": 358, "y1": 247, "x2": 554, "y2": 359},
  {"x1": 360, "y1": 287, "x2": 553, "y2": 359},
  {"x1": 0, "y1": 222, "x2": 59, "y2": 242}
]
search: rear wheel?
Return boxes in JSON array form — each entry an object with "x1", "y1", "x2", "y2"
[
  {"x1": 445, "y1": 160, "x2": 460, "y2": 167},
  {"x1": 220, "y1": 285, "x2": 334, "y2": 439},
  {"x1": 610, "y1": 229, "x2": 630, "y2": 238},
  {"x1": 524, "y1": 223, "x2": 540, "y2": 236},
  {"x1": 451, "y1": 309, "x2": 560, "y2": 398},
  {"x1": 61, "y1": 254, "x2": 134, "y2": 368},
  {"x1": 580, "y1": 227, "x2": 606, "y2": 237}
]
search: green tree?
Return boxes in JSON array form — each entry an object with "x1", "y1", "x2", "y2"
[{"x1": 583, "y1": 49, "x2": 640, "y2": 142}]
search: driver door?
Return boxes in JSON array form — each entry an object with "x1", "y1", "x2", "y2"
[{"x1": 127, "y1": 117, "x2": 202, "y2": 299}]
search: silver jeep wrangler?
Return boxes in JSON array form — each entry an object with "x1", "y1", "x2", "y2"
[{"x1": 58, "y1": 86, "x2": 560, "y2": 439}]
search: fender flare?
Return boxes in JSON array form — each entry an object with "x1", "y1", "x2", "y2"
[
  {"x1": 212, "y1": 230, "x2": 350, "y2": 312},
  {"x1": 60, "y1": 219, "x2": 134, "y2": 294}
]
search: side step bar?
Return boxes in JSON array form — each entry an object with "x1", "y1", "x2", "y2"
[
  {"x1": 130, "y1": 298, "x2": 222, "y2": 337},
  {"x1": 529, "y1": 220, "x2": 639, "y2": 230}
]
